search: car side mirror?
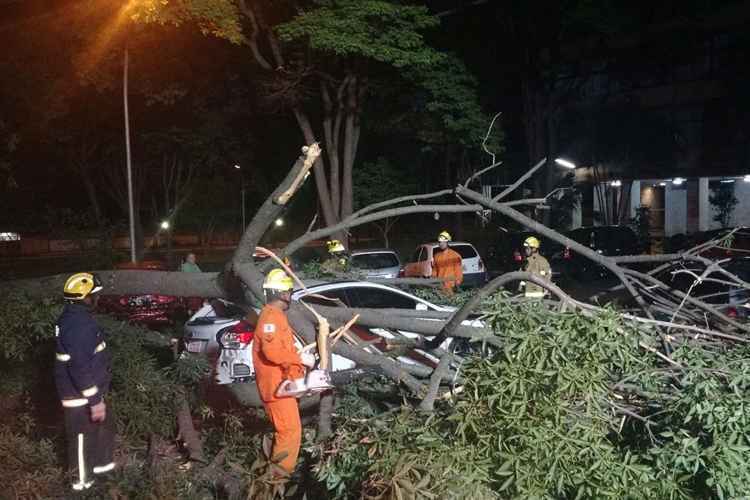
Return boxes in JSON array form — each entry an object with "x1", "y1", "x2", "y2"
[{"x1": 415, "y1": 303, "x2": 428, "y2": 311}]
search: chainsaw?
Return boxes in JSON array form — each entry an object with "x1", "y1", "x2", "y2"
[{"x1": 276, "y1": 316, "x2": 334, "y2": 398}]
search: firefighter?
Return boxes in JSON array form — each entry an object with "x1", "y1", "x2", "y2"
[
  {"x1": 321, "y1": 239, "x2": 349, "y2": 274},
  {"x1": 55, "y1": 272, "x2": 116, "y2": 492},
  {"x1": 432, "y1": 231, "x2": 463, "y2": 295},
  {"x1": 253, "y1": 269, "x2": 315, "y2": 474},
  {"x1": 519, "y1": 236, "x2": 551, "y2": 298}
]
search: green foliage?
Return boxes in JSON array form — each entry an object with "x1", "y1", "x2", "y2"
[
  {"x1": 129, "y1": 0, "x2": 244, "y2": 44},
  {"x1": 709, "y1": 183, "x2": 739, "y2": 228},
  {"x1": 316, "y1": 301, "x2": 750, "y2": 499},
  {"x1": 407, "y1": 53, "x2": 503, "y2": 149},
  {"x1": 352, "y1": 157, "x2": 418, "y2": 211},
  {"x1": 278, "y1": 1, "x2": 441, "y2": 68},
  {"x1": 0, "y1": 294, "x2": 61, "y2": 361},
  {"x1": 0, "y1": 424, "x2": 63, "y2": 499}
]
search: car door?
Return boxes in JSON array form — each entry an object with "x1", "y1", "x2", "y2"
[
  {"x1": 404, "y1": 246, "x2": 431, "y2": 278},
  {"x1": 346, "y1": 285, "x2": 447, "y2": 367}
]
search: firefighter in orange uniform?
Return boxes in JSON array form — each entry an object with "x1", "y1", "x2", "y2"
[
  {"x1": 431, "y1": 231, "x2": 463, "y2": 295},
  {"x1": 253, "y1": 269, "x2": 315, "y2": 474}
]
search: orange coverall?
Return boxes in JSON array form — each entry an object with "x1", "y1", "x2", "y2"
[
  {"x1": 252, "y1": 304, "x2": 305, "y2": 474},
  {"x1": 432, "y1": 247, "x2": 463, "y2": 295}
]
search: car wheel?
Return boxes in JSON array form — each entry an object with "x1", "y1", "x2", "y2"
[{"x1": 227, "y1": 381, "x2": 321, "y2": 410}]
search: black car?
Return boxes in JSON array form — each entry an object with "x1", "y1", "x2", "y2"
[
  {"x1": 486, "y1": 231, "x2": 565, "y2": 279},
  {"x1": 560, "y1": 226, "x2": 642, "y2": 281},
  {"x1": 652, "y1": 257, "x2": 750, "y2": 320}
]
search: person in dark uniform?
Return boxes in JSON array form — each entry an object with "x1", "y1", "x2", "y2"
[{"x1": 55, "y1": 272, "x2": 116, "y2": 492}]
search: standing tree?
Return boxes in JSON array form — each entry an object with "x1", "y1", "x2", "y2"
[
  {"x1": 131, "y1": 0, "x2": 493, "y2": 244},
  {"x1": 709, "y1": 183, "x2": 738, "y2": 228},
  {"x1": 352, "y1": 157, "x2": 418, "y2": 247}
]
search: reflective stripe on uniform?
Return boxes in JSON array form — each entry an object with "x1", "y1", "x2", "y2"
[
  {"x1": 56, "y1": 352, "x2": 71, "y2": 362},
  {"x1": 94, "y1": 341, "x2": 106, "y2": 353},
  {"x1": 81, "y1": 386, "x2": 98, "y2": 397},
  {"x1": 62, "y1": 398, "x2": 89, "y2": 408},
  {"x1": 71, "y1": 432, "x2": 92, "y2": 491},
  {"x1": 93, "y1": 462, "x2": 116, "y2": 474}
]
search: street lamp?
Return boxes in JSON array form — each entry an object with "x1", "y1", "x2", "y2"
[
  {"x1": 554, "y1": 158, "x2": 577, "y2": 169},
  {"x1": 233, "y1": 165, "x2": 246, "y2": 231}
]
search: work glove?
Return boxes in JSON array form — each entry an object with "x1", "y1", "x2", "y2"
[
  {"x1": 299, "y1": 351, "x2": 316, "y2": 368},
  {"x1": 90, "y1": 401, "x2": 106, "y2": 423}
]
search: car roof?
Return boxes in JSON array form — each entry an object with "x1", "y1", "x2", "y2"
[
  {"x1": 350, "y1": 248, "x2": 397, "y2": 255},
  {"x1": 420, "y1": 241, "x2": 476, "y2": 247},
  {"x1": 291, "y1": 280, "x2": 445, "y2": 309}
]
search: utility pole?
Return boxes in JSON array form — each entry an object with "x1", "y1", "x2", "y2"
[{"x1": 124, "y1": 44, "x2": 136, "y2": 263}]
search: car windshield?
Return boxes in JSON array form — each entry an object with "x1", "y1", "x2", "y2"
[
  {"x1": 436, "y1": 244, "x2": 477, "y2": 259},
  {"x1": 351, "y1": 253, "x2": 399, "y2": 269}
]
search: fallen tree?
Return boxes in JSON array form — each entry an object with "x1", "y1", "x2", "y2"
[{"x1": 12, "y1": 144, "x2": 750, "y2": 471}]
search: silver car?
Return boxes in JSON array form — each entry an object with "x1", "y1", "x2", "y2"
[{"x1": 349, "y1": 249, "x2": 401, "y2": 279}]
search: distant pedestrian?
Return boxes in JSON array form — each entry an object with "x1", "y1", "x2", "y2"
[
  {"x1": 432, "y1": 231, "x2": 463, "y2": 296},
  {"x1": 181, "y1": 252, "x2": 202, "y2": 273},
  {"x1": 55, "y1": 273, "x2": 116, "y2": 492}
]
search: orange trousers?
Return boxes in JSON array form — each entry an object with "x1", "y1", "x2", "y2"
[{"x1": 263, "y1": 398, "x2": 301, "y2": 473}]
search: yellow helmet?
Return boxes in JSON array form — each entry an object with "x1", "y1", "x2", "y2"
[
  {"x1": 326, "y1": 239, "x2": 346, "y2": 254},
  {"x1": 263, "y1": 268, "x2": 294, "y2": 292},
  {"x1": 437, "y1": 231, "x2": 452, "y2": 242},
  {"x1": 63, "y1": 272, "x2": 103, "y2": 300},
  {"x1": 524, "y1": 236, "x2": 541, "y2": 249}
]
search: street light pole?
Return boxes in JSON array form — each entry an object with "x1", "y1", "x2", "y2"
[
  {"x1": 241, "y1": 183, "x2": 246, "y2": 230},
  {"x1": 124, "y1": 44, "x2": 136, "y2": 263}
]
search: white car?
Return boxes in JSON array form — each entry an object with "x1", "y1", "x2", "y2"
[
  {"x1": 182, "y1": 281, "x2": 485, "y2": 404},
  {"x1": 403, "y1": 241, "x2": 488, "y2": 287}
]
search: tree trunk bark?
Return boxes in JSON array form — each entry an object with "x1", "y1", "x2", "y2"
[{"x1": 293, "y1": 108, "x2": 338, "y2": 228}]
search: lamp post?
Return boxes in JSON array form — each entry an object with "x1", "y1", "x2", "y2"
[{"x1": 234, "y1": 165, "x2": 246, "y2": 231}]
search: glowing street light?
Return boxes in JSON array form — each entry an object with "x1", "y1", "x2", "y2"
[{"x1": 554, "y1": 158, "x2": 577, "y2": 169}]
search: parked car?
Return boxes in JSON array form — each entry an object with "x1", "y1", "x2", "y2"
[
  {"x1": 486, "y1": 231, "x2": 566, "y2": 280},
  {"x1": 560, "y1": 225, "x2": 642, "y2": 281},
  {"x1": 650, "y1": 257, "x2": 750, "y2": 321},
  {"x1": 97, "y1": 260, "x2": 203, "y2": 326},
  {"x1": 349, "y1": 249, "x2": 401, "y2": 279},
  {"x1": 402, "y1": 242, "x2": 488, "y2": 287},
  {"x1": 183, "y1": 280, "x2": 486, "y2": 405}
]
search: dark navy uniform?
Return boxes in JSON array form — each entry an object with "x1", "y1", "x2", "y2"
[{"x1": 54, "y1": 303, "x2": 115, "y2": 490}]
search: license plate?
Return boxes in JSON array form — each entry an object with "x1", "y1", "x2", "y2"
[{"x1": 186, "y1": 341, "x2": 206, "y2": 353}]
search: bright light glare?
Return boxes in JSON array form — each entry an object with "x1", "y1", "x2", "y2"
[
  {"x1": 554, "y1": 158, "x2": 576, "y2": 169},
  {"x1": 672, "y1": 177, "x2": 685, "y2": 186},
  {"x1": 160, "y1": 221, "x2": 170, "y2": 230},
  {"x1": 0, "y1": 232, "x2": 20, "y2": 241},
  {"x1": 610, "y1": 180, "x2": 622, "y2": 187},
  {"x1": 275, "y1": 218, "x2": 284, "y2": 227}
]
